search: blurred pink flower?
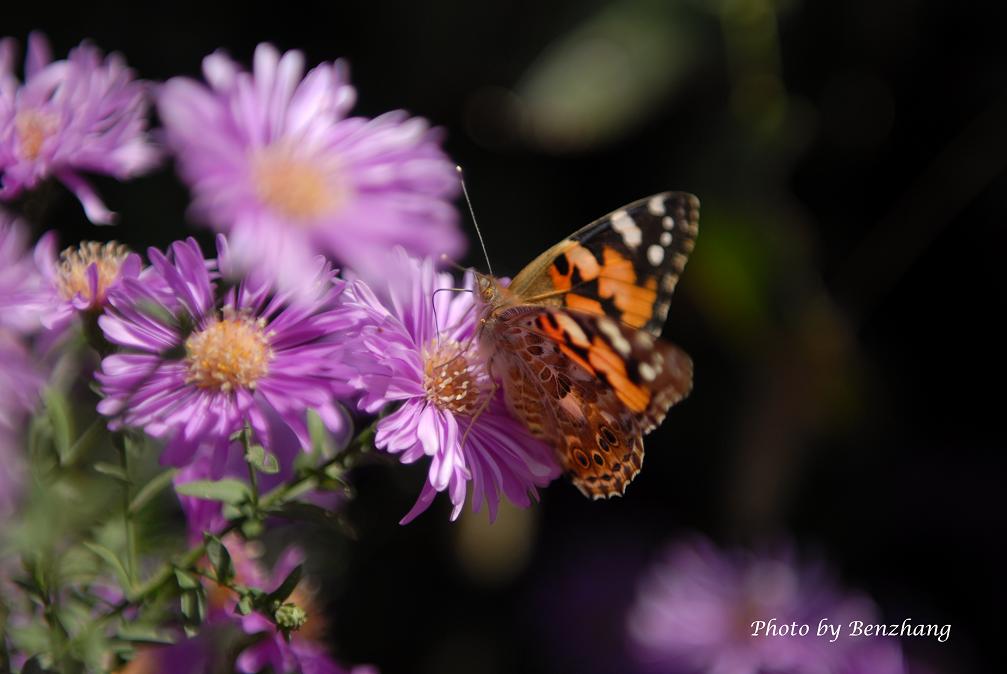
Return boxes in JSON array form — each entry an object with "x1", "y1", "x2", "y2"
[
  {"x1": 627, "y1": 536, "x2": 906, "y2": 674},
  {"x1": 0, "y1": 33, "x2": 158, "y2": 223},
  {"x1": 0, "y1": 210, "x2": 47, "y2": 333},
  {"x1": 157, "y1": 42, "x2": 463, "y2": 294}
]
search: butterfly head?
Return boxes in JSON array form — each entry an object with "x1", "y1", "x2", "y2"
[{"x1": 474, "y1": 271, "x2": 500, "y2": 305}]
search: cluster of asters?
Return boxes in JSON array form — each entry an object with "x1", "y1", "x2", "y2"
[{"x1": 0, "y1": 33, "x2": 556, "y2": 673}]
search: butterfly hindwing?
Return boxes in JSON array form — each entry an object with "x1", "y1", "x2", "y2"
[
  {"x1": 508, "y1": 192, "x2": 699, "y2": 337},
  {"x1": 483, "y1": 306, "x2": 693, "y2": 498}
]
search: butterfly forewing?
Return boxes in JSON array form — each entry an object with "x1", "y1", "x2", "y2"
[{"x1": 509, "y1": 192, "x2": 699, "y2": 337}]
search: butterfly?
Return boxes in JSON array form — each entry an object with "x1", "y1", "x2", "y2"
[{"x1": 474, "y1": 192, "x2": 698, "y2": 499}]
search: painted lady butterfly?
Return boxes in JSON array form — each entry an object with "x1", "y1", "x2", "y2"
[{"x1": 474, "y1": 192, "x2": 698, "y2": 499}]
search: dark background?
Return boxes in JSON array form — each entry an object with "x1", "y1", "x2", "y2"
[{"x1": 6, "y1": 1, "x2": 1004, "y2": 672}]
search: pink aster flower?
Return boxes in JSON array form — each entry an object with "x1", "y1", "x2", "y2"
[
  {"x1": 0, "y1": 33, "x2": 159, "y2": 223},
  {"x1": 157, "y1": 42, "x2": 464, "y2": 292},
  {"x1": 342, "y1": 250, "x2": 560, "y2": 523},
  {"x1": 96, "y1": 236, "x2": 355, "y2": 472},
  {"x1": 0, "y1": 210, "x2": 47, "y2": 333},
  {"x1": 33, "y1": 235, "x2": 143, "y2": 331},
  {"x1": 627, "y1": 536, "x2": 906, "y2": 674}
]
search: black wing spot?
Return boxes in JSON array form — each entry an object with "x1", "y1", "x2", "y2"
[
  {"x1": 553, "y1": 254, "x2": 570, "y2": 276},
  {"x1": 592, "y1": 452, "x2": 604, "y2": 466},
  {"x1": 600, "y1": 426, "x2": 618, "y2": 446}
]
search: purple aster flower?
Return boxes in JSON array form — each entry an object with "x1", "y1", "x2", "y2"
[
  {"x1": 0, "y1": 33, "x2": 159, "y2": 223},
  {"x1": 626, "y1": 536, "x2": 906, "y2": 674},
  {"x1": 96, "y1": 236, "x2": 355, "y2": 472},
  {"x1": 0, "y1": 210, "x2": 47, "y2": 333},
  {"x1": 157, "y1": 42, "x2": 464, "y2": 292},
  {"x1": 34, "y1": 235, "x2": 143, "y2": 331},
  {"x1": 343, "y1": 250, "x2": 560, "y2": 523},
  {"x1": 117, "y1": 627, "x2": 237, "y2": 674}
]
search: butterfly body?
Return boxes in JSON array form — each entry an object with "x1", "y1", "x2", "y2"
[{"x1": 474, "y1": 192, "x2": 698, "y2": 499}]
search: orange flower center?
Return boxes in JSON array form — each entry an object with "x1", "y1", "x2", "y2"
[
  {"x1": 423, "y1": 339, "x2": 485, "y2": 416},
  {"x1": 57, "y1": 241, "x2": 131, "y2": 307},
  {"x1": 15, "y1": 109, "x2": 59, "y2": 160},
  {"x1": 184, "y1": 309, "x2": 273, "y2": 392},
  {"x1": 251, "y1": 143, "x2": 347, "y2": 222}
]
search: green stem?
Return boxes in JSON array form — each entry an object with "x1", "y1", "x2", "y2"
[
  {"x1": 242, "y1": 427, "x2": 260, "y2": 508},
  {"x1": 115, "y1": 435, "x2": 138, "y2": 590}
]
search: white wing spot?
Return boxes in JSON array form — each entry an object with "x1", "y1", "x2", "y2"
[
  {"x1": 648, "y1": 196, "x2": 666, "y2": 216},
  {"x1": 611, "y1": 210, "x2": 642, "y2": 249},
  {"x1": 639, "y1": 362, "x2": 657, "y2": 382},
  {"x1": 647, "y1": 244, "x2": 665, "y2": 266},
  {"x1": 660, "y1": 231, "x2": 673, "y2": 246},
  {"x1": 661, "y1": 274, "x2": 678, "y2": 292},
  {"x1": 662, "y1": 216, "x2": 674, "y2": 230},
  {"x1": 598, "y1": 318, "x2": 631, "y2": 356},
  {"x1": 555, "y1": 313, "x2": 590, "y2": 346}
]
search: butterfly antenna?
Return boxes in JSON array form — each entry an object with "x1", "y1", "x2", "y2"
[{"x1": 456, "y1": 165, "x2": 494, "y2": 276}]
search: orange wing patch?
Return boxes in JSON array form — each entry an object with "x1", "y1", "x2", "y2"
[
  {"x1": 586, "y1": 335, "x2": 650, "y2": 413},
  {"x1": 566, "y1": 294, "x2": 604, "y2": 315},
  {"x1": 547, "y1": 243, "x2": 602, "y2": 291},
  {"x1": 535, "y1": 312, "x2": 596, "y2": 376},
  {"x1": 597, "y1": 247, "x2": 658, "y2": 328}
]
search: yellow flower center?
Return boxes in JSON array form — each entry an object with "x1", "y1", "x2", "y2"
[
  {"x1": 251, "y1": 143, "x2": 347, "y2": 222},
  {"x1": 15, "y1": 109, "x2": 59, "y2": 160},
  {"x1": 57, "y1": 241, "x2": 131, "y2": 307},
  {"x1": 423, "y1": 339, "x2": 485, "y2": 416},
  {"x1": 184, "y1": 309, "x2": 273, "y2": 392}
]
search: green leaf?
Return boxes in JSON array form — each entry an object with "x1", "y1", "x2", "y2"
[
  {"x1": 236, "y1": 594, "x2": 254, "y2": 616},
  {"x1": 204, "y1": 535, "x2": 233, "y2": 585},
  {"x1": 175, "y1": 479, "x2": 251, "y2": 504},
  {"x1": 44, "y1": 389, "x2": 73, "y2": 461},
  {"x1": 174, "y1": 569, "x2": 199, "y2": 590},
  {"x1": 245, "y1": 443, "x2": 280, "y2": 475},
  {"x1": 93, "y1": 462, "x2": 130, "y2": 483},
  {"x1": 180, "y1": 588, "x2": 206, "y2": 625},
  {"x1": 61, "y1": 418, "x2": 104, "y2": 468},
  {"x1": 265, "y1": 564, "x2": 303, "y2": 605},
  {"x1": 128, "y1": 469, "x2": 179, "y2": 514},
  {"x1": 115, "y1": 624, "x2": 176, "y2": 644},
  {"x1": 307, "y1": 409, "x2": 335, "y2": 459},
  {"x1": 240, "y1": 518, "x2": 264, "y2": 539},
  {"x1": 83, "y1": 542, "x2": 132, "y2": 592}
]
